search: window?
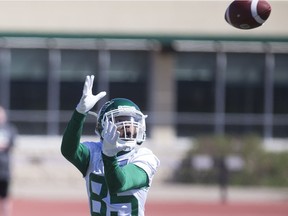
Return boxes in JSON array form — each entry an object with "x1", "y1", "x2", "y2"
[
  {"x1": 175, "y1": 52, "x2": 216, "y2": 136},
  {"x1": 273, "y1": 54, "x2": 288, "y2": 137},
  {"x1": 10, "y1": 49, "x2": 48, "y2": 110},
  {"x1": 109, "y1": 51, "x2": 149, "y2": 111},
  {"x1": 273, "y1": 54, "x2": 288, "y2": 114},
  {"x1": 59, "y1": 50, "x2": 99, "y2": 110},
  {"x1": 225, "y1": 53, "x2": 265, "y2": 114},
  {"x1": 176, "y1": 52, "x2": 216, "y2": 113},
  {"x1": 9, "y1": 49, "x2": 49, "y2": 134},
  {"x1": 225, "y1": 53, "x2": 265, "y2": 135}
]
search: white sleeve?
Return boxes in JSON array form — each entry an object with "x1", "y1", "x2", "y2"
[
  {"x1": 132, "y1": 148, "x2": 160, "y2": 186},
  {"x1": 82, "y1": 141, "x2": 103, "y2": 177}
]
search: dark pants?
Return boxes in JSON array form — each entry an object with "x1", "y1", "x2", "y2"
[{"x1": 0, "y1": 180, "x2": 9, "y2": 198}]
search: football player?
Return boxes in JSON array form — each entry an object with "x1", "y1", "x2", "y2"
[
  {"x1": 61, "y1": 75, "x2": 160, "y2": 216},
  {"x1": 0, "y1": 106, "x2": 17, "y2": 216}
]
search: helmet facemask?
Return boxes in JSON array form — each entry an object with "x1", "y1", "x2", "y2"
[{"x1": 101, "y1": 106, "x2": 146, "y2": 148}]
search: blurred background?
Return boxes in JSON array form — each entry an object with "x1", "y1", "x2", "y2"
[{"x1": 0, "y1": 1, "x2": 288, "y2": 215}]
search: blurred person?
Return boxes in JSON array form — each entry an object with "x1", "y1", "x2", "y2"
[
  {"x1": 61, "y1": 75, "x2": 160, "y2": 216},
  {"x1": 0, "y1": 106, "x2": 17, "y2": 216}
]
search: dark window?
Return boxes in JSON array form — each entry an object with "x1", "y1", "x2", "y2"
[
  {"x1": 225, "y1": 53, "x2": 265, "y2": 135},
  {"x1": 176, "y1": 52, "x2": 216, "y2": 113},
  {"x1": 273, "y1": 54, "x2": 288, "y2": 137},
  {"x1": 9, "y1": 49, "x2": 49, "y2": 134},
  {"x1": 59, "y1": 50, "x2": 99, "y2": 110},
  {"x1": 109, "y1": 51, "x2": 149, "y2": 111},
  {"x1": 175, "y1": 52, "x2": 216, "y2": 136},
  {"x1": 273, "y1": 54, "x2": 288, "y2": 114},
  {"x1": 10, "y1": 49, "x2": 48, "y2": 110},
  {"x1": 225, "y1": 53, "x2": 265, "y2": 114}
]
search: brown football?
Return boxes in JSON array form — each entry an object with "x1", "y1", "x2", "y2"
[{"x1": 225, "y1": 0, "x2": 272, "y2": 30}]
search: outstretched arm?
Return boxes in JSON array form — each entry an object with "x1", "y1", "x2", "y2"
[
  {"x1": 61, "y1": 75, "x2": 106, "y2": 176},
  {"x1": 61, "y1": 110, "x2": 90, "y2": 176}
]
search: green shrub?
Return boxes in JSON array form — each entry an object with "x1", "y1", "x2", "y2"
[{"x1": 172, "y1": 135, "x2": 288, "y2": 187}]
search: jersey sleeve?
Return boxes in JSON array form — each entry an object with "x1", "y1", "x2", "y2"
[
  {"x1": 61, "y1": 110, "x2": 90, "y2": 176},
  {"x1": 102, "y1": 153, "x2": 149, "y2": 194},
  {"x1": 132, "y1": 148, "x2": 160, "y2": 186}
]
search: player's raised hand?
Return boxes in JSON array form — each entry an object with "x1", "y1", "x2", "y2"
[
  {"x1": 76, "y1": 75, "x2": 106, "y2": 114},
  {"x1": 102, "y1": 119, "x2": 129, "y2": 157}
]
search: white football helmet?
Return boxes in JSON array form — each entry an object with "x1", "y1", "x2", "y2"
[{"x1": 94, "y1": 98, "x2": 147, "y2": 149}]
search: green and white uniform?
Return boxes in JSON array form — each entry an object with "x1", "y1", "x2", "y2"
[{"x1": 61, "y1": 111, "x2": 160, "y2": 216}]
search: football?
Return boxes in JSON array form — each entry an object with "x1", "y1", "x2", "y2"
[{"x1": 225, "y1": 0, "x2": 272, "y2": 30}]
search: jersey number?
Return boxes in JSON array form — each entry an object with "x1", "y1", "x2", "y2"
[{"x1": 89, "y1": 173, "x2": 138, "y2": 216}]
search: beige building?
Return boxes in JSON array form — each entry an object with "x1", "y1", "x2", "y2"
[
  {"x1": 0, "y1": 1, "x2": 286, "y2": 36},
  {"x1": 1, "y1": 1, "x2": 288, "y2": 197},
  {"x1": 0, "y1": 1, "x2": 287, "y2": 141}
]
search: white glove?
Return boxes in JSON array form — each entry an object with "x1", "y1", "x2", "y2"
[
  {"x1": 102, "y1": 119, "x2": 128, "y2": 157},
  {"x1": 76, "y1": 75, "x2": 106, "y2": 114}
]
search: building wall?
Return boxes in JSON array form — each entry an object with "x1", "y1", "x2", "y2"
[
  {"x1": 1, "y1": 1, "x2": 288, "y2": 141},
  {"x1": 1, "y1": 1, "x2": 288, "y2": 189},
  {"x1": 0, "y1": 1, "x2": 287, "y2": 36}
]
